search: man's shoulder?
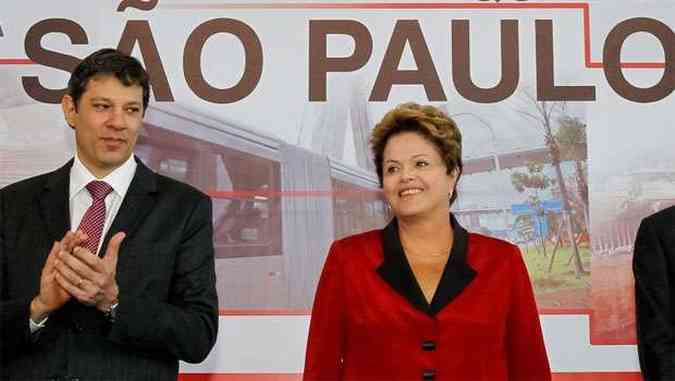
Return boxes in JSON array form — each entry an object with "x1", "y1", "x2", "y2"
[
  {"x1": 642, "y1": 205, "x2": 675, "y2": 231},
  {"x1": 0, "y1": 170, "x2": 57, "y2": 198}
]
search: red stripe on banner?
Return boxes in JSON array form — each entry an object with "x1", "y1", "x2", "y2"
[
  {"x1": 589, "y1": 62, "x2": 667, "y2": 69},
  {"x1": 219, "y1": 309, "x2": 310, "y2": 316},
  {"x1": 206, "y1": 190, "x2": 382, "y2": 199},
  {"x1": 179, "y1": 375, "x2": 301, "y2": 381},
  {"x1": 179, "y1": 372, "x2": 642, "y2": 381},
  {"x1": 161, "y1": 2, "x2": 586, "y2": 10},
  {"x1": 540, "y1": 308, "x2": 592, "y2": 315},
  {"x1": 582, "y1": 2, "x2": 593, "y2": 68},
  {"x1": 2, "y1": 2, "x2": 667, "y2": 69},
  {"x1": 0, "y1": 58, "x2": 34, "y2": 65},
  {"x1": 0, "y1": 3, "x2": 668, "y2": 69},
  {"x1": 159, "y1": 1, "x2": 667, "y2": 70},
  {"x1": 553, "y1": 372, "x2": 642, "y2": 381},
  {"x1": 218, "y1": 308, "x2": 593, "y2": 316}
]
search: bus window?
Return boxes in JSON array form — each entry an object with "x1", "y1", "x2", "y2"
[
  {"x1": 136, "y1": 123, "x2": 282, "y2": 259},
  {"x1": 210, "y1": 152, "x2": 281, "y2": 259}
]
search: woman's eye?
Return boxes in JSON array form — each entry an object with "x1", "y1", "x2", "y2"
[
  {"x1": 385, "y1": 166, "x2": 399, "y2": 174},
  {"x1": 416, "y1": 161, "x2": 429, "y2": 168}
]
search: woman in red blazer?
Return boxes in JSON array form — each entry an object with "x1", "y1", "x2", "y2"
[{"x1": 303, "y1": 103, "x2": 551, "y2": 381}]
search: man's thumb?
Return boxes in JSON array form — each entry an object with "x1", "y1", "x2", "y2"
[{"x1": 104, "y1": 232, "x2": 126, "y2": 263}]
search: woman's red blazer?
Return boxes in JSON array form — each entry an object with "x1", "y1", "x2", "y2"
[{"x1": 303, "y1": 216, "x2": 551, "y2": 381}]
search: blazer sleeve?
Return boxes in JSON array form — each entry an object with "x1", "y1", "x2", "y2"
[
  {"x1": 303, "y1": 240, "x2": 346, "y2": 381},
  {"x1": 505, "y1": 245, "x2": 551, "y2": 381},
  {"x1": 0, "y1": 188, "x2": 34, "y2": 364},
  {"x1": 107, "y1": 195, "x2": 219, "y2": 363},
  {"x1": 633, "y1": 217, "x2": 675, "y2": 381}
]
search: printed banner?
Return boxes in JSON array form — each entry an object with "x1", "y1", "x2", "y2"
[{"x1": 1, "y1": 0, "x2": 673, "y2": 378}]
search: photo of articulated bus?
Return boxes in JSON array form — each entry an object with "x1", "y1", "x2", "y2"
[{"x1": 135, "y1": 105, "x2": 389, "y2": 311}]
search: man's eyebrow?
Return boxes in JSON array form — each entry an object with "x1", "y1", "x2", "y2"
[
  {"x1": 89, "y1": 96, "x2": 112, "y2": 102},
  {"x1": 88, "y1": 97, "x2": 142, "y2": 106}
]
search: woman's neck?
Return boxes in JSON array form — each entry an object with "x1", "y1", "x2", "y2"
[{"x1": 398, "y1": 212, "x2": 454, "y2": 256}]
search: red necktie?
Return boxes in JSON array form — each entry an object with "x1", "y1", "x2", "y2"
[{"x1": 77, "y1": 181, "x2": 113, "y2": 255}]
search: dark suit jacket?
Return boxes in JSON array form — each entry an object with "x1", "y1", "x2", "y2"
[
  {"x1": 303, "y1": 216, "x2": 551, "y2": 381},
  {"x1": 634, "y1": 205, "x2": 675, "y2": 381},
  {"x1": 0, "y1": 158, "x2": 218, "y2": 381}
]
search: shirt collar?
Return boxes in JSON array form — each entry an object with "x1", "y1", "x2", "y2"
[{"x1": 70, "y1": 153, "x2": 137, "y2": 200}]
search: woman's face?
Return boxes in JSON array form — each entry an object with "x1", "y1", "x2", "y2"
[{"x1": 382, "y1": 132, "x2": 458, "y2": 221}]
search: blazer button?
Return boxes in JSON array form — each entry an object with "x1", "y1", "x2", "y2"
[
  {"x1": 421, "y1": 340, "x2": 436, "y2": 351},
  {"x1": 422, "y1": 369, "x2": 436, "y2": 380}
]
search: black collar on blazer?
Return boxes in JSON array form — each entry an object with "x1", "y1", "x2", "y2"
[
  {"x1": 40, "y1": 156, "x2": 158, "y2": 257},
  {"x1": 376, "y1": 214, "x2": 477, "y2": 316}
]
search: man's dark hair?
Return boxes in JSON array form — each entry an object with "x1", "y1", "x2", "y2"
[{"x1": 67, "y1": 48, "x2": 150, "y2": 111}]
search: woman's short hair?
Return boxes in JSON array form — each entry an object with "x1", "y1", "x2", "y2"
[{"x1": 370, "y1": 102, "x2": 463, "y2": 205}]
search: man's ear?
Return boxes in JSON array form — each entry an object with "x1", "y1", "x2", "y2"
[{"x1": 61, "y1": 94, "x2": 77, "y2": 129}]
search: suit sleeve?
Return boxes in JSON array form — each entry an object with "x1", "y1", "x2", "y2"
[
  {"x1": 505, "y1": 245, "x2": 551, "y2": 381},
  {"x1": 633, "y1": 217, "x2": 675, "y2": 381},
  {"x1": 108, "y1": 195, "x2": 219, "y2": 363},
  {"x1": 0, "y1": 189, "x2": 34, "y2": 367},
  {"x1": 303, "y1": 241, "x2": 346, "y2": 380}
]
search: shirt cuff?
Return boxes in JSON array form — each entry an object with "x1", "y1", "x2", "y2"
[{"x1": 29, "y1": 315, "x2": 48, "y2": 334}]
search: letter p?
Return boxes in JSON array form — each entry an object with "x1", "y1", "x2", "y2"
[{"x1": 309, "y1": 20, "x2": 373, "y2": 101}]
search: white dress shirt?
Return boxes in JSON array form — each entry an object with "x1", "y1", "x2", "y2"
[{"x1": 69, "y1": 153, "x2": 137, "y2": 255}]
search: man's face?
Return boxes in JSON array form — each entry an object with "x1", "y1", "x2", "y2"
[{"x1": 62, "y1": 75, "x2": 144, "y2": 178}]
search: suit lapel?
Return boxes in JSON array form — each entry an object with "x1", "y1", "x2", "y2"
[
  {"x1": 38, "y1": 160, "x2": 73, "y2": 244},
  {"x1": 376, "y1": 215, "x2": 477, "y2": 316},
  {"x1": 377, "y1": 219, "x2": 430, "y2": 314},
  {"x1": 100, "y1": 158, "x2": 157, "y2": 256},
  {"x1": 429, "y1": 217, "x2": 476, "y2": 314}
]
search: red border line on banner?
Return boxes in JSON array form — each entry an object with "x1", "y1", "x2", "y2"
[
  {"x1": 539, "y1": 308, "x2": 591, "y2": 315},
  {"x1": 219, "y1": 309, "x2": 311, "y2": 315},
  {"x1": 552, "y1": 373, "x2": 642, "y2": 381},
  {"x1": 159, "y1": 1, "x2": 666, "y2": 70},
  {"x1": 207, "y1": 190, "x2": 382, "y2": 199},
  {"x1": 217, "y1": 308, "x2": 590, "y2": 316},
  {"x1": 179, "y1": 375, "x2": 301, "y2": 381},
  {"x1": 161, "y1": 1, "x2": 584, "y2": 9},
  {"x1": 0, "y1": 3, "x2": 666, "y2": 69},
  {"x1": 178, "y1": 372, "x2": 643, "y2": 381},
  {"x1": 0, "y1": 58, "x2": 34, "y2": 65}
]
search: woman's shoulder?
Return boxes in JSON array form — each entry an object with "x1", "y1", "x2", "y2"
[
  {"x1": 466, "y1": 232, "x2": 530, "y2": 278},
  {"x1": 332, "y1": 228, "x2": 382, "y2": 250},
  {"x1": 466, "y1": 231, "x2": 522, "y2": 266},
  {"x1": 468, "y1": 231, "x2": 519, "y2": 252},
  {"x1": 327, "y1": 229, "x2": 383, "y2": 263}
]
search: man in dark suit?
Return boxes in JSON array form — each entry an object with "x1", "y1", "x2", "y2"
[
  {"x1": 633, "y1": 205, "x2": 675, "y2": 381},
  {"x1": 0, "y1": 49, "x2": 218, "y2": 380}
]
